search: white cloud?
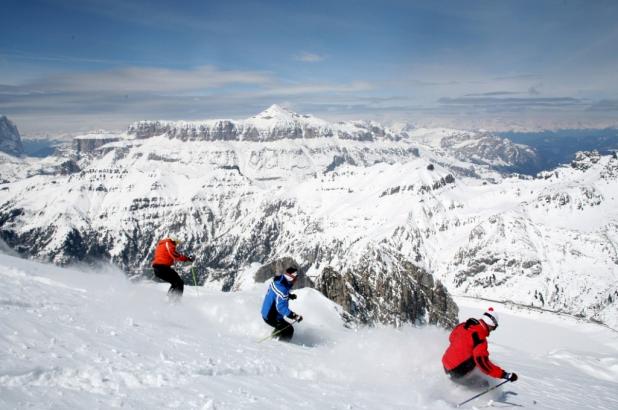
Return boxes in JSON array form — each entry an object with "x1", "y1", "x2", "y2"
[
  {"x1": 255, "y1": 81, "x2": 372, "y2": 96},
  {"x1": 25, "y1": 66, "x2": 274, "y2": 94}
]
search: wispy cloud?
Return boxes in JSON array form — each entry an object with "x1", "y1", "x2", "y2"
[
  {"x1": 463, "y1": 91, "x2": 522, "y2": 97},
  {"x1": 14, "y1": 66, "x2": 274, "y2": 94},
  {"x1": 1, "y1": 66, "x2": 373, "y2": 99},
  {"x1": 586, "y1": 99, "x2": 618, "y2": 112},
  {"x1": 438, "y1": 96, "x2": 584, "y2": 108},
  {"x1": 294, "y1": 52, "x2": 325, "y2": 63},
  {"x1": 257, "y1": 81, "x2": 372, "y2": 96},
  {"x1": 492, "y1": 74, "x2": 542, "y2": 81},
  {"x1": 0, "y1": 50, "x2": 157, "y2": 67}
]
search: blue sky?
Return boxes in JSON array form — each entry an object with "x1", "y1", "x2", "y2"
[{"x1": 1, "y1": 0, "x2": 617, "y2": 134}]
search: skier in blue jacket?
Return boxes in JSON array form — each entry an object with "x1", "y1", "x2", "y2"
[{"x1": 261, "y1": 267, "x2": 303, "y2": 341}]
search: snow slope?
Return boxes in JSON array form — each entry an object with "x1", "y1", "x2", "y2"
[{"x1": 1, "y1": 253, "x2": 617, "y2": 409}]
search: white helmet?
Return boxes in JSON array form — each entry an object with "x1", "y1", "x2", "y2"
[{"x1": 481, "y1": 307, "x2": 499, "y2": 329}]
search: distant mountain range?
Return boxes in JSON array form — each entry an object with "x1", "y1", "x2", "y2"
[
  {"x1": 500, "y1": 128, "x2": 618, "y2": 174},
  {"x1": 1, "y1": 106, "x2": 617, "y2": 329}
]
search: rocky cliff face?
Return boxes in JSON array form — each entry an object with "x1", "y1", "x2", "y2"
[
  {"x1": 74, "y1": 133, "x2": 121, "y2": 155},
  {"x1": 315, "y1": 249, "x2": 458, "y2": 328},
  {"x1": 0, "y1": 116, "x2": 24, "y2": 157}
]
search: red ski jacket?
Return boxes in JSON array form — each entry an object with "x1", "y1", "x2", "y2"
[
  {"x1": 442, "y1": 318, "x2": 505, "y2": 379},
  {"x1": 152, "y1": 239, "x2": 189, "y2": 267}
]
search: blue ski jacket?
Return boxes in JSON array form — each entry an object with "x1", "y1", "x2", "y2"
[{"x1": 261, "y1": 276, "x2": 294, "y2": 321}]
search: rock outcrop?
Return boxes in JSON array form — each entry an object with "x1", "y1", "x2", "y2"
[
  {"x1": 74, "y1": 133, "x2": 121, "y2": 155},
  {"x1": 253, "y1": 257, "x2": 314, "y2": 289},
  {"x1": 0, "y1": 116, "x2": 23, "y2": 156},
  {"x1": 315, "y1": 249, "x2": 459, "y2": 328}
]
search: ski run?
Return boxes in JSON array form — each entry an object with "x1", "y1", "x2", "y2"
[{"x1": 1, "y1": 253, "x2": 617, "y2": 409}]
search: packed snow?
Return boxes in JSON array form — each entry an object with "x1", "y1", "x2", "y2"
[{"x1": 1, "y1": 253, "x2": 616, "y2": 409}]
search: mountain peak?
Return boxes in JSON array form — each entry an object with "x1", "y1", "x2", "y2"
[
  {"x1": 254, "y1": 104, "x2": 298, "y2": 121},
  {"x1": 264, "y1": 104, "x2": 291, "y2": 114},
  {"x1": 0, "y1": 115, "x2": 24, "y2": 156}
]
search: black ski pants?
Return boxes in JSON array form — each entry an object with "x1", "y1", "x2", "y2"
[
  {"x1": 263, "y1": 317, "x2": 294, "y2": 342},
  {"x1": 153, "y1": 264, "x2": 184, "y2": 296}
]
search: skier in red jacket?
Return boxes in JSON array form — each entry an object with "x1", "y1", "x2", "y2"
[
  {"x1": 442, "y1": 308, "x2": 518, "y2": 385},
  {"x1": 152, "y1": 238, "x2": 192, "y2": 300}
]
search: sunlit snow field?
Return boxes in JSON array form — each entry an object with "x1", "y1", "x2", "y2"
[{"x1": 1, "y1": 254, "x2": 617, "y2": 409}]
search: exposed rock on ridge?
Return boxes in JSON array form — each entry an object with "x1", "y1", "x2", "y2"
[
  {"x1": 0, "y1": 116, "x2": 24, "y2": 156},
  {"x1": 315, "y1": 249, "x2": 458, "y2": 329}
]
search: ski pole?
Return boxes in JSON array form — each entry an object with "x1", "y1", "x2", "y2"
[
  {"x1": 191, "y1": 266, "x2": 200, "y2": 297},
  {"x1": 457, "y1": 380, "x2": 509, "y2": 408},
  {"x1": 257, "y1": 320, "x2": 298, "y2": 343}
]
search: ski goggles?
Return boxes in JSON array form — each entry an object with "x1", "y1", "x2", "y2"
[{"x1": 283, "y1": 272, "x2": 298, "y2": 283}]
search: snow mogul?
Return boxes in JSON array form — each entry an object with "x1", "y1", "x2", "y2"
[
  {"x1": 442, "y1": 307, "x2": 518, "y2": 386},
  {"x1": 261, "y1": 267, "x2": 303, "y2": 342},
  {"x1": 151, "y1": 237, "x2": 193, "y2": 301}
]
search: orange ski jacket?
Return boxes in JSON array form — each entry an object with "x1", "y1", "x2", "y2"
[{"x1": 152, "y1": 239, "x2": 190, "y2": 267}]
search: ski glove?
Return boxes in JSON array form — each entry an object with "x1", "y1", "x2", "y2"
[
  {"x1": 288, "y1": 293, "x2": 297, "y2": 300},
  {"x1": 289, "y1": 312, "x2": 303, "y2": 322},
  {"x1": 504, "y1": 372, "x2": 518, "y2": 382}
]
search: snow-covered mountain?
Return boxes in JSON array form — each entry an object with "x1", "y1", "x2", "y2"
[
  {"x1": 1, "y1": 253, "x2": 617, "y2": 409},
  {"x1": 396, "y1": 125, "x2": 540, "y2": 173},
  {"x1": 0, "y1": 115, "x2": 24, "y2": 157},
  {"x1": 0, "y1": 106, "x2": 616, "y2": 329},
  {"x1": 123, "y1": 106, "x2": 539, "y2": 173},
  {"x1": 126, "y1": 104, "x2": 399, "y2": 142},
  {"x1": 439, "y1": 151, "x2": 618, "y2": 327}
]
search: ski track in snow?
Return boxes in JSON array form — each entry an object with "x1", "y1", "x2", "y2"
[{"x1": 1, "y1": 254, "x2": 617, "y2": 409}]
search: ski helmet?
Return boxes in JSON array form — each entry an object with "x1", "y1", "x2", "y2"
[
  {"x1": 481, "y1": 307, "x2": 499, "y2": 329},
  {"x1": 283, "y1": 267, "x2": 298, "y2": 283}
]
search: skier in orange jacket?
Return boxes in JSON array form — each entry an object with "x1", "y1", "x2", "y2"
[{"x1": 152, "y1": 238, "x2": 192, "y2": 299}]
